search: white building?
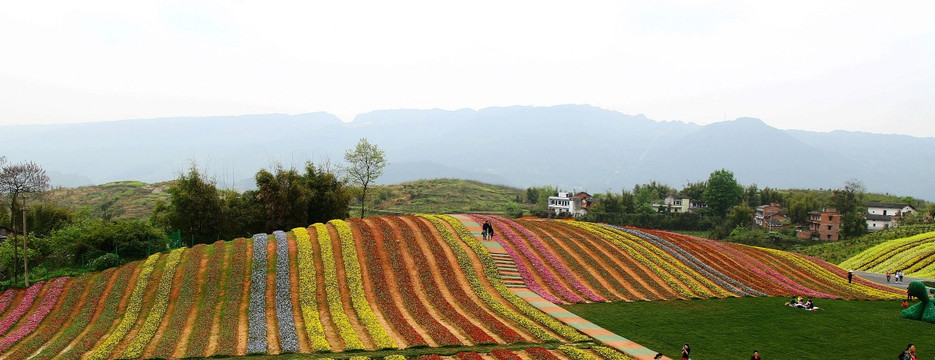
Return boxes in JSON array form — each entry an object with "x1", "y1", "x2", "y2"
[
  {"x1": 547, "y1": 191, "x2": 591, "y2": 217},
  {"x1": 865, "y1": 202, "x2": 915, "y2": 232}
]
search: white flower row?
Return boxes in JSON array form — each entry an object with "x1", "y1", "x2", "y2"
[
  {"x1": 247, "y1": 233, "x2": 268, "y2": 354},
  {"x1": 274, "y1": 230, "x2": 299, "y2": 353}
]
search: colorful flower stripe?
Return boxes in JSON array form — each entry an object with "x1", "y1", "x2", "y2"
[
  {"x1": 491, "y1": 348, "x2": 522, "y2": 360},
  {"x1": 748, "y1": 245, "x2": 851, "y2": 298},
  {"x1": 592, "y1": 345, "x2": 638, "y2": 360},
  {"x1": 121, "y1": 248, "x2": 184, "y2": 358},
  {"x1": 651, "y1": 229, "x2": 777, "y2": 296},
  {"x1": 431, "y1": 214, "x2": 588, "y2": 342},
  {"x1": 3, "y1": 277, "x2": 84, "y2": 359},
  {"x1": 419, "y1": 214, "x2": 558, "y2": 342},
  {"x1": 567, "y1": 221, "x2": 696, "y2": 299},
  {"x1": 58, "y1": 260, "x2": 140, "y2": 360},
  {"x1": 484, "y1": 216, "x2": 605, "y2": 302},
  {"x1": 274, "y1": 230, "x2": 300, "y2": 352},
  {"x1": 386, "y1": 355, "x2": 408, "y2": 360},
  {"x1": 0, "y1": 280, "x2": 44, "y2": 336},
  {"x1": 403, "y1": 215, "x2": 525, "y2": 343},
  {"x1": 152, "y1": 245, "x2": 204, "y2": 358},
  {"x1": 518, "y1": 220, "x2": 631, "y2": 301},
  {"x1": 292, "y1": 227, "x2": 331, "y2": 351},
  {"x1": 722, "y1": 243, "x2": 833, "y2": 298},
  {"x1": 390, "y1": 216, "x2": 499, "y2": 345},
  {"x1": 346, "y1": 218, "x2": 427, "y2": 348},
  {"x1": 622, "y1": 227, "x2": 758, "y2": 297},
  {"x1": 314, "y1": 223, "x2": 365, "y2": 350},
  {"x1": 369, "y1": 217, "x2": 459, "y2": 346},
  {"x1": 247, "y1": 233, "x2": 269, "y2": 354},
  {"x1": 840, "y1": 232, "x2": 935, "y2": 270},
  {"x1": 767, "y1": 249, "x2": 902, "y2": 300},
  {"x1": 556, "y1": 221, "x2": 673, "y2": 300},
  {"x1": 526, "y1": 347, "x2": 563, "y2": 360},
  {"x1": 457, "y1": 351, "x2": 485, "y2": 360},
  {"x1": 583, "y1": 222, "x2": 729, "y2": 299},
  {"x1": 0, "y1": 289, "x2": 15, "y2": 315},
  {"x1": 331, "y1": 219, "x2": 397, "y2": 350},
  {"x1": 184, "y1": 241, "x2": 228, "y2": 357},
  {"x1": 0, "y1": 277, "x2": 67, "y2": 352},
  {"x1": 218, "y1": 237, "x2": 250, "y2": 355},
  {"x1": 471, "y1": 215, "x2": 581, "y2": 304},
  {"x1": 559, "y1": 345, "x2": 600, "y2": 360},
  {"x1": 417, "y1": 354, "x2": 444, "y2": 360},
  {"x1": 86, "y1": 253, "x2": 159, "y2": 360},
  {"x1": 30, "y1": 268, "x2": 116, "y2": 360},
  {"x1": 798, "y1": 252, "x2": 904, "y2": 296}
]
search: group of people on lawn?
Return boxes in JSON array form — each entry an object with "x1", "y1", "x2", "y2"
[{"x1": 785, "y1": 295, "x2": 820, "y2": 311}]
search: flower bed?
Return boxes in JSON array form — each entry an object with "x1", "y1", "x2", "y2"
[
  {"x1": 0, "y1": 277, "x2": 67, "y2": 352},
  {"x1": 30, "y1": 268, "x2": 116, "y2": 360},
  {"x1": 274, "y1": 230, "x2": 300, "y2": 352},
  {"x1": 491, "y1": 348, "x2": 522, "y2": 360},
  {"x1": 86, "y1": 253, "x2": 160, "y2": 360},
  {"x1": 0, "y1": 280, "x2": 44, "y2": 336},
  {"x1": 59, "y1": 260, "x2": 139, "y2": 360},
  {"x1": 247, "y1": 233, "x2": 269, "y2": 354},
  {"x1": 526, "y1": 347, "x2": 562, "y2": 360},
  {"x1": 314, "y1": 223, "x2": 365, "y2": 350},
  {"x1": 152, "y1": 245, "x2": 204, "y2": 358},
  {"x1": 186, "y1": 241, "x2": 228, "y2": 357},
  {"x1": 122, "y1": 248, "x2": 184, "y2": 358},
  {"x1": 331, "y1": 219, "x2": 397, "y2": 350},
  {"x1": 292, "y1": 227, "x2": 331, "y2": 351},
  {"x1": 218, "y1": 237, "x2": 250, "y2": 355},
  {"x1": 3, "y1": 277, "x2": 83, "y2": 359}
]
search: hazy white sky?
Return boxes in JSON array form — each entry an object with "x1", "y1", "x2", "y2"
[{"x1": 1, "y1": 1, "x2": 933, "y2": 137}]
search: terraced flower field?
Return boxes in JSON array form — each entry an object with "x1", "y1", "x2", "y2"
[
  {"x1": 0, "y1": 216, "x2": 903, "y2": 360},
  {"x1": 839, "y1": 231, "x2": 935, "y2": 277}
]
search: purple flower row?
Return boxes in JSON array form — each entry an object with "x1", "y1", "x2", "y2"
[
  {"x1": 487, "y1": 216, "x2": 606, "y2": 302},
  {"x1": 0, "y1": 277, "x2": 68, "y2": 352},
  {"x1": 247, "y1": 233, "x2": 268, "y2": 354},
  {"x1": 0, "y1": 280, "x2": 45, "y2": 336},
  {"x1": 274, "y1": 230, "x2": 299, "y2": 353}
]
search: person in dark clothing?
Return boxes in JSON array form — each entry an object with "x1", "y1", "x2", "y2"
[
  {"x1": 485, "y1": 220, "x2": 494, "y2": 239},
  {"x1": 751, "y1": 349, "x2": 761, "y2": 360},
  {"x1": 900, "y1": 343, "x2": 916, "y2": 360},
  {"x1": 653, "y1": 353, "x2": 663, "y2": 360},
  {"x1": 848, "y1": 269, "x2": 854, "y2": 283},
  {"x1": 680, "y1": 344, "x2": 690, "y2": 360},
  {"x1": 482, "y1": 221, "x2": 491, "y2": 240}
]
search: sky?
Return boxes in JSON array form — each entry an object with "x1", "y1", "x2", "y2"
[{"x1": 1, "y1": 1, "x2": 933, "y2": 137}]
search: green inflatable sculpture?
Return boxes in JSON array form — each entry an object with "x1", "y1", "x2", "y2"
[{"x1": 901, "y1": 281, "x2": 935, "y2": 323}]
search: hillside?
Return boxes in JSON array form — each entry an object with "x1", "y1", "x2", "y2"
[
  {"x1": 41, "y1": 181, "x2": 172, "y2": 220},
  {"x1": 0, "y1": 215, "x2": 900, "y2": 360}
]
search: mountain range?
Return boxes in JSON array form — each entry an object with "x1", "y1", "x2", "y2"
[{"x1": 2, "y1": 105, "x2": 933, "y2": 201}]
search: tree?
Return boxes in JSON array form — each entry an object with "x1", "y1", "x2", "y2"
[
  {"x1": 255, "y1": 165, "x2": 310, "y2": 230},
  {"x1": 152, "y1": 165, "x2": 223, "y2": 242},
  {"x1": 0, "y1": 159, "x2": 50, "y2": 286},
  {"x1": 303, "y1": 162, "x2": 351, "y2": 224},
  {"x1": 343, "y1": 138, "x2": 387, "y2": 218},
  {"x1": 787, "y1": 192, "x2": 820, "y2": 224},
  {"x1": 681, "y1": 181, "x2": 706, "y2": 202},
  {"x1": 702, "y1": 169, "x2": 743, "y2": 217}
]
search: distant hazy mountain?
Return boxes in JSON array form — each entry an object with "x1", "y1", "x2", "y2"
[{"x1": 2, "y1": 105, "x2": 933, "y2": 200}]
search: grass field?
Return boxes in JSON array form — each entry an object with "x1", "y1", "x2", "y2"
[{"x1": 565, "y1": 297, "x2": 930, "y2": 360}]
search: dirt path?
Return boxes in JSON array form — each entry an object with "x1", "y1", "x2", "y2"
[
  {"x1": 287, "y1": 232, "x2": 312, "y2": 353},
  {"x1": 265, "y1": 238, "x2": 282, "y2": 354},
  {"x1": 309, "y1": 226, "x2": 343, "y2": 351},
  {"x1": 352, "y1": 218, "x2": 428, "y2": 348}
]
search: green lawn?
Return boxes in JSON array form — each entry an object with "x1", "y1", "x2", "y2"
[{"x1": 565, "y1": 297, "x2": 931, "y2": 360}]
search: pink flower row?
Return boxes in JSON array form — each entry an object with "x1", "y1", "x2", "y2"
[
  {"x1": 0, "y1": 277, "x2": 69, "y2": 352},
  {"x1": 0, "y1": 280, "x2": 47, "y2": 336},
  {"x1": 0, "y1": 289, "x2": 16, "y2": 315}
]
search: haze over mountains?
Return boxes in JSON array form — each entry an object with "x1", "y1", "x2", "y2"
[{"x1": 3, "y1": 105, "x2": 933, "y2": 201}]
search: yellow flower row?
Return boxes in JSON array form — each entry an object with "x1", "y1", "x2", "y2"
[
  {"x1": 292, "y1": 227, "x2": 331, "y2": 351},
  {"x1": 867, "y1": 242, "x2": 935, "y2": 274},
  {"x1": 385, "y1": 355, "x2": 407, "y2": 360},
  {"x1": 429, "y1": 215, "x2": 589, "y2": 342},
  {"x1": 605, "y1": 225, "x2": 732, "y2": 298},
  {"x1": 592, "y1": 346, "x2": 638, "y2": 360},
  {"x1": 566, "y1": 222, "x2": 695, "y2": 299},
  {"x1": 765, "y1": 248, "x2": 901, "y2": 300},
  {"x1": 418, "y1": 215, "x2": 557, "y2": 342},
  {"x1": 87, "y1": 253, "x2": 161, "y2": 360},
  {"x1": 330, "y1": 219, "x2": 397, "y2": 350},
  {"x1": 314, "y1": 223, "x2": 366, "y2": 350},
  {"x1": 121, "y1": 248, "x2": 185, "y2": 358},
  {"x1": 558, "y1": 345, "x2": 600, "y2": 360},
  {"x1": 840, "y1": 232, "x2": 935, "y2": 270}
]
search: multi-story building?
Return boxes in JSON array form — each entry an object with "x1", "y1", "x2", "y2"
[
  {"x1": 865, "y1": 202, "x2": 915, "y2": 232},
  {"x1": 755, "y1": 203, "x2": 787, "y2": 230},
  {"x1": 547, "y1": 191, "x2": 592, "y2": 217},
  {"x1": 805, "y1": 208, "x2": 841, "y2": 241}
]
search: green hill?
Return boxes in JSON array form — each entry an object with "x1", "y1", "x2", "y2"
[{"x1": 42, "y1": 181, "x2": 172, "y2": 220}]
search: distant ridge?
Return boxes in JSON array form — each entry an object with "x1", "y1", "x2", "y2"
[{"x1": 2, "y1": 105, "x2": 933, "y2": 200}]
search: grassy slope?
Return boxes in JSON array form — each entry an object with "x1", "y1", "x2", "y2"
[
  {"x1": 42, "y1": 181, "x2": 172, "y2": 220},
  {"x1": 357, "y1": 178, "x2": 531, "y2": 215},
  {"x1": 566, "y1": 297, "x2": 930, "y2": 360},
  {"x1": 795, "y1": 224, "x2": 935, "y2": 264}
]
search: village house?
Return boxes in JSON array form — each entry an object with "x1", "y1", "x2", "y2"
[
  {"x1": 797, "y1": 208, "x2": 841, "y2": 241},
  {"x1": 547, "y1": 191, "x2": 592, "y2": 217},
  {"x1": 754, "y1": 203, "x2": 788, "y2": 230},
  {"x1": 865, "y1": 202, "x2": 915, "y2": 232},
  {"x1": 652, "y1": 194, "x2": 706, "y2": 213}
]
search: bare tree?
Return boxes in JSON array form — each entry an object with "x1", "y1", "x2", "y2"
[{"x1": 0, "y1": 160, "x2": 50, "y2": 286}]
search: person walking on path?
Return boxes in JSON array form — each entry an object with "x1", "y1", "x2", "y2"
[
  {"x1": 482, "y1": 220, "x2": 491, "y2": 240},
  {"x1": 750, "y1": 350, "x2": 762, "y2": 360},
  {"x1": 680, "y1": 344, "x2": 691, "y2": 360},
  {"x1": 485, "y1": 221, "x2": 494, "y2": 239},
  {"x1": 848, "y1": 269, "x2": 854, "y2": 284},
  {"x1": 899, "y1": 343, "x2": 916, "y2": 360},
  {"x1": 887, "y1": 270, "x2": 892, "y2": 283}
]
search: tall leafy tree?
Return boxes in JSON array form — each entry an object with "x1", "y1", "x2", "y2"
[
  {"x1": 681, "y1": 181, "x2": 706, "y2": 202},
  {"x1": 0, "y1": 158, "x2": 50, "y2": 286},
  {"x1": 303, "y1": 162, "x2": 350, "y2": 223},
  {"x1": 153, "y1": 166, "x2": 223, "y2": 242},
  {"x1": 787, "y1": 192, "x2": 820, "y2": 224},
  {"x1": 702, "y1": 169, "x2": 743, "y2": 217},
  {"x1": 255, "y1": 165, "x2": 311, "y2": 230},
  {"x1": 344, "y1": 138, "x2": 387, "y2": 218}
]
